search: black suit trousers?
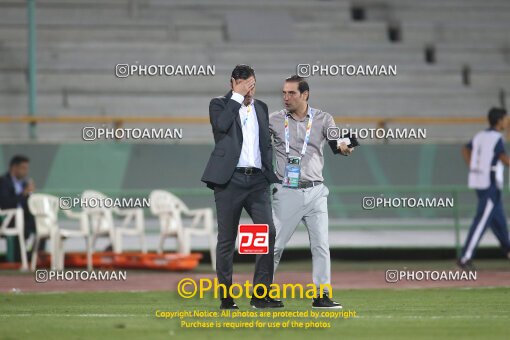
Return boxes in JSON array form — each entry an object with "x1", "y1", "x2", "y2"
[{"x1": 214, "y1": 171, "x2": 276, "y2": 297}]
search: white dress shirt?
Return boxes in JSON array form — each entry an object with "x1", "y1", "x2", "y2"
[{"x1": 231, "y1": 92, "x2": 262, "y2": 169}]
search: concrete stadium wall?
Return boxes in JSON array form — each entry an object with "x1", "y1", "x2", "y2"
[
  {"x1": 0, "y1": 142, "x2": 490, "y2": 222},
  {"x1": 0, "y1": 142, "x2": 472, "y2": 192}
]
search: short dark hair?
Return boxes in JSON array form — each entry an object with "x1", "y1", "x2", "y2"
[
  {"x1": 285, "y1": 75, "x2": 310, "y2": 100},
  {"x1": 9, "y1": 155, "x2": 29, "y2": 167},
  {"x1": 231, "y1": 64, "x2": 255, "y2": 81},
  {"x1": 488, "y1": 107, "x2": 507, "y2": 127}
]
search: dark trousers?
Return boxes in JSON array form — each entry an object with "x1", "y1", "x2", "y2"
[
  {"x1": 214, "y1": 171, "x2": 276, "y2": 298},
  {"x1": 461, "y1": 183, "x2": 510, "y2": 262}
]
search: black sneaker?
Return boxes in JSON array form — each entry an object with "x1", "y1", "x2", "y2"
[
  {"x1": 457, "y1": 259, "x2": 476, "y2": 272},
  {"x1": 312, "y1": 294, "x2": 342, "y2": 309},
  {"x1": 250, "y1": 296, "x2": 284, "y2": 309},
  {"x1": 220, "y1": 298, "x2": 239, "y2": 310}
]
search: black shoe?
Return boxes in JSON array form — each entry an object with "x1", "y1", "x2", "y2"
[
  {"x1": 220, "y1": 298, "x2": 239, "y2": 310},
  {"x1": 312, "y1": 294, "x2": 342, "y2": 309},
  {"x1": 250, "y1": 296, "x2": 284, "y2": 309},
  {"x1": 457, "y1": 259, "x2": 476, "y2": 272}
]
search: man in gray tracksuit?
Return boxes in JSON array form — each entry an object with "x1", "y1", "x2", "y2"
[{"x1": 269, "y1": 75, "x2": 355, "y2": 309}]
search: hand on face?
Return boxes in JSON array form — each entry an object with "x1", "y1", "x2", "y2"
[{"x1": 231, "y1": 77, "x2": 255, "y2": 98}]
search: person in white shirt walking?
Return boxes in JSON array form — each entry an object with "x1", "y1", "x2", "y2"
[{"x1": 459, "y1": 107, "x2": 510, "y2": 271}]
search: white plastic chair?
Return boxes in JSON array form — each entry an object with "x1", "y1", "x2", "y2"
[
  {"x1": 149, "y1": 190, "x2": 185, "y2": 254},
  {"x1": 0, "y1": 207, "x2": 28, "y2": 271},
  {"x1": 82, "y1": 190, "x2": 146, "y2": 254},
  {"x1": 150, "y1": 190, "x2": 216, "y2": 269},
  {"x1": 28, "y1": 193, "x2": 92, "y2": 271}
]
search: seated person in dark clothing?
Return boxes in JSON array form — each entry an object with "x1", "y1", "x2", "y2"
[{"x1": 0, "y1": 155, "x2": 42, "y2": 262}]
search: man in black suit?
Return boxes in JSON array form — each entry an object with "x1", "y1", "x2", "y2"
[
  {"x1": 0, "y1": 155, "x2": 39, "y2": 262},
  {"x1": 202, "y1": 65, "x2": 282, "y2": 309}
]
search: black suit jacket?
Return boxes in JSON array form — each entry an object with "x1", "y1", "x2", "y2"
[
  {"x1": 0, "y1": 172, "x2": 28, "y2": 210},
  {"x1": 0, "y1": 172, "x2": 35, "y2": 230},
  {"x1": 201, "y1": 91, "x2": 279, "y2": 189}
]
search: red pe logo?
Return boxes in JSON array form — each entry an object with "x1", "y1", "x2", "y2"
[{"x1": 238, "y1": 224, "x2": 269, "y2": 254}]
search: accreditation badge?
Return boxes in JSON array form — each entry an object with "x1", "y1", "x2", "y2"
[{"x1": 282, "y1": 156, "x2": 301, "y2": 188}]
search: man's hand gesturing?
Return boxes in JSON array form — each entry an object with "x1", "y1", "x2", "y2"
[{"x1": 338, "y1": 142, "x2": 354, "y2": 156}]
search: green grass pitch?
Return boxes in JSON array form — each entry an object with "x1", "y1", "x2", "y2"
[{"x1": 1, "y1": 287, "x2": 509, "y2": 339}]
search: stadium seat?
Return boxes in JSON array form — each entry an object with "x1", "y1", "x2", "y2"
[
  {"x1": 0, "y1": 207, "x2": 28, "y2": 271},
  {"x1": 81, "y1": 190, "x2": 147, "y2": 254},
  {"x1": 28, "y1": 193, "x2": 93, "y2": 271},
  {"x1": 149, "y1": 190, "x2": 216, "y2": 270},
  {"x1": 149, "y1": 190, "x2": 186, "y2": 254}
]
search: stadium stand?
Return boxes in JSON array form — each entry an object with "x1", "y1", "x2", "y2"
[{"x1": 0, "y1": 0, "x2": 508, "y2": 141}]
